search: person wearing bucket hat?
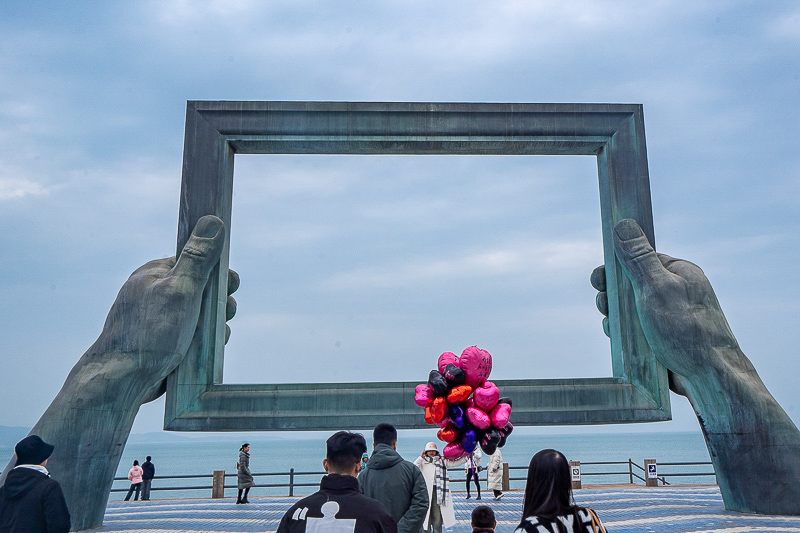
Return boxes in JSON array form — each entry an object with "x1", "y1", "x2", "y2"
[
  {"x1": 0, "y1": 435, "x2": 71, "y2": 532},
  {"x1": 413, "y1": 442, "x2": 467, "y2": 533}
]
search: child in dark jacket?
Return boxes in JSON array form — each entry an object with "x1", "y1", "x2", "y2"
[{"x1": 471, "y1": 505, "x2": 496, "y2": 533}]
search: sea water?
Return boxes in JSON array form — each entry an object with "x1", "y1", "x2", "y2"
[
  {"x1": 0, "y1": 430, "x2": 712, "y2": 500},
  {"x1": 88, "y1": 429, "x2": 711, "y2": 500}
]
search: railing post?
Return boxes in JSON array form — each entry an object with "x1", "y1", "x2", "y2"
[
  {"x1": 644, "y1": 459, "x2": 658, "y2": 487},
  {"x1": 629, "y1": 459, "x2": 633, "y2": 484},
  {"x1": 289, "y1": 468, "x2": 295, "y2": 497},
  {"x1": 212, "y1": 470, "x2": 225, "y2": 498},
  {"x1": 502, "y1": 463, "x2": 510, "y2": 492},
  {"x1": 569, "y1": 460, "x2": 581, "y2": 490}
]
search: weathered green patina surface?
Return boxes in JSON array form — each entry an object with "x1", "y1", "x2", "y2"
[
  {"x1": 166, "y1": 101, "x2": 671, "y2": 430},
  {"x1": 593, "y1": 218, "x2": 800, "y2": 515}
]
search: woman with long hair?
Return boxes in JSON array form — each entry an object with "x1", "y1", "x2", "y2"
[
  {"x1": 237, "y1": 443, "x2": 255, "y2": 504},
  {"x1": 465, "y1": 448, "x2": 482, "y2": 500},
  {"x1": 514, "y1": 449, "x2": 606, "y2": 533}
]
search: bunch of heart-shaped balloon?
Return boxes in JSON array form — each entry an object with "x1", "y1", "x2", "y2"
[{"x1": 414, "y1": 346, "x2": 513, "y2": 459}]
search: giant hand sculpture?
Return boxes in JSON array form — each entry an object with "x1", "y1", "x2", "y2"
[
  {"x1": 593, "y1": 218, "x2": 800, "y2": 515},
  {"x1": 0, "y1": 215, "x2": 238, "y2": 530}
]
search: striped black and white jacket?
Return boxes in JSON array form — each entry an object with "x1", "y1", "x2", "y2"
[{"x1": 513, "y1": 507, "x2": 605, "y2": 533}]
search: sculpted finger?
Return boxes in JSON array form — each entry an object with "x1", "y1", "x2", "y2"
[
  {"x1": 602, "y1": 317, "x2": 610, "y2": 338},
  {"x1": 141, "y1": 379, "x2": 167, "y2": 404},
  {"x1": 172, "y1": 215, "x2": 226, "y2": 284},
  {"x1": 228, "y1": 269, "x2": 240, "y2": 295},
  {"x1": 668, "y1": 370, "x2": 689, "y2": 397},
  {"x1": 226, "y1": 295, "x2": 237, "y2": 321},
  {"x1": 595, "y1": 292, "x2": 608, "y2": 316},
  {"x1": 590, "y1": 265, "x2": 606, "y2": 291},
  {"x1": 613, "y1": 219, "x2": 669, "y2": 290}
]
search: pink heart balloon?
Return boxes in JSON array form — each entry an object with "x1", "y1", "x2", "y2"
[
  {"x1": 443, "y1": 442, "x2": 467, "y2": 460},
  {"x1": 437, "y1": 352, "x2": 458, "y2": 374},
  {"x1": 466, "y1": 406, "x2": 492, "y2": 430},
  {"x1": 490, "y1": 402, "x2": 511, "y2": 429},
  {"x1": 459, "y1": 346, "x2": 493, "y2": 388},
  {"x1": 473, "y1": 381, "x2": 500, "y2": 411},
  {"x1": 414, "y1": 384, "x2": 434, "y2": 408}
]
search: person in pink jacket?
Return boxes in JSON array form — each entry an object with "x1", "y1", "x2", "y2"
[{"x1": 124, "y1": 460, "x2": 144, "y2": 501}]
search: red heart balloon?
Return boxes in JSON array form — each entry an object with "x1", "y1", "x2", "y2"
[
  {"x1": 431, "y1": 396, "x2": 448, "y2": 423},
  {"x1": 437, "y1": 427, "x2": 459, "y2": 443},
  {"x1": 447, "y1": 384, "x2": 473, "y2": 404}
]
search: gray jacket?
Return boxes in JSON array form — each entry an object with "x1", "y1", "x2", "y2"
[
  {"x1": 358, "y1": 444, "x2": 428, "y2": 533},
  {"x1": 238, "y1": 450, "x2": 255, "y2": 489}
]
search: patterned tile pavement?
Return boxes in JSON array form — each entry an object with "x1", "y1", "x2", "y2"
[{"x1": 96, "y1": 486, "x2": 800, "y2": 532}]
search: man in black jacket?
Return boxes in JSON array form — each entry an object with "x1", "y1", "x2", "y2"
[
  {"x1": 277, "y1": 431, "x2": 396, "y2": 533},
  {"x1": 0, "y1": 435, "x2": 71, "y2": 533},
  {"x1": 358, "y1": 424, "x2": 428, "y2": 533},
  {"x1": 141, "y1": 456, "x2": 155, "y2": 501}
]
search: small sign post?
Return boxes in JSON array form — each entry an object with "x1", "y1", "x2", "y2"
[
  {"x1": 570, "y1": 460, "x2": 582, "y2": 490},
  {"x1": 645, "y1": 459, "x2": 658, "y2": 487}
]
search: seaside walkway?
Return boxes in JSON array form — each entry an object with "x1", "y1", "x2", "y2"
[{"x1": 95, "y1": 485, "x2": 800, "y2": 532}]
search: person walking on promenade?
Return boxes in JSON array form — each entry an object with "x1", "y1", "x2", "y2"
[
  {"x1": 124, "y1": 460, "x2": 144, "y2": 501},
  {"x1": 413, "y1": 442, "x2": 467, "y2": 533},
  {"x1": 277, "y1": 431, "x2": 396, "y2": 533},
  {"x1": 0, "y1": 435, "x2": 71, "y2": 533},
  {"x1": 471, "y1": 505, "x2": 496, "y2": 533},
  {"x1": 361, "y1": 452, "x2": 370, "y2": 472},
  {"x1": 514, "y1": 449, "x2": 607, "y2": 533},
  {"x1": 486, "y1": 449, "x2": 503, "y2": 500},
  {"x1": 358, "y1": 423, "x2": 428, "y2": 533},
  {"x1": 237, "y1": 443, "x2": 255, "y2": 504},
  {"x1": 464, "y1": 449, "x2": 482, "y2": 500},
  {"x1": 141, "y1": 456, "x2": 155, "y2": 501}
]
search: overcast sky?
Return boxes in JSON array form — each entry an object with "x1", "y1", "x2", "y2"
[{"x1": 1, "y1": 1, "x2": 798, "y2": 436}]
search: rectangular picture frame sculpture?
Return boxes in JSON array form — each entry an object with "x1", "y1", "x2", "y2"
[{"x1": 164, "y1": 101, "x2": 671, "y2": 431}]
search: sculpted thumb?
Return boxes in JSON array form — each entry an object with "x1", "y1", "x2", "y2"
[
  {"x1": 613, "y1": 218, "x2": 667, "y2": 290},
  {"x1": 172, "y1": 215, "x2": 226, "y2": 282}
]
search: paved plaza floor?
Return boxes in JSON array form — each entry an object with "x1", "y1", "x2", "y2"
[{"x1": 97, "y1": 485, "x2": 800, "y2": 532}]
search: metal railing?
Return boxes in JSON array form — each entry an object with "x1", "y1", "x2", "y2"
[
  {"x1": 656, "y1": 461, "x2": 717, "y2": 485},
  {"x1": 111, "y1": 458, "x2": 716, "y2": 498},
  {"x1": 509, "y1": 459, "x2": 650, "y2": 485}
]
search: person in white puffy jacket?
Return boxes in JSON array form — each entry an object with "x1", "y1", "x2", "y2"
[
  {"x1": 413, "y1": 442, "x2": 466, "y2": 533},
  {"x1": 486, "y1": 449, "x2": 503, "y2": 500}
]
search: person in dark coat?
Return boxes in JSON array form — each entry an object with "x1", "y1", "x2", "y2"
[
  {"x1": 0, "y1": 435, "x2": 71, "y2": 533},
  {"x1": 358, "y1": 424, "x2": 428, "y2": 533},
  {"x1": 277, "y1": 431, "x2": 396, "y2": 533},
  {"x1": 141, "y1": 456, "x2": 155, "y2": 501},
  {"x1": 237, "y1": 443, "x2": 255, "y2": 504}
]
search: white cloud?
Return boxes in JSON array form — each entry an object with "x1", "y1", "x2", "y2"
[
  {"x1": 765, "y1": 6, "x2": 800, "y2": 42},
  {"x1": 324, "y1": 238, "x2": 600, "y2": 290},
  {"x1": 0, "y1": 177, "x2": 49, "y2": 200},
  {"x1": 1, "y1": 0, "x2": 799, "y2": 432}
]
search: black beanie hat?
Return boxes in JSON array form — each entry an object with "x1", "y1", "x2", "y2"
[{"x1": 15, "y1": 435, "x2": 55, "y2": 466}]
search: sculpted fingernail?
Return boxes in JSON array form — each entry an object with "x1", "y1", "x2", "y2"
[
  {"x1": 614, "y1": 219, "x2": 643, "y2": 241},
  {"x1": 194, "y1": 216, "x2": 223, "y2": 238}
]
